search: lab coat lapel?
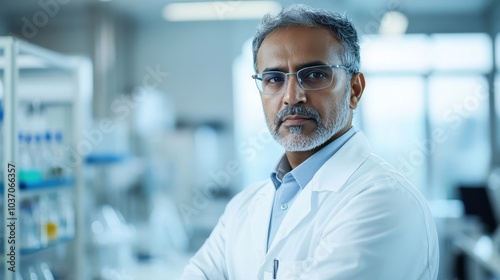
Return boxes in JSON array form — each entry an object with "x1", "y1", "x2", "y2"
[
  {"x1": 267, "y1": 132, "x2": 371, "y2": 251},
  {"x1": 310, "y1": 131, "x2": 372, "y2": 192},
  {"x1": 248, "y1": 182, "x2": 275, "y2": 257},
  {"x1": 268, "y1": 185, "x2": 312, "y2": 251}
]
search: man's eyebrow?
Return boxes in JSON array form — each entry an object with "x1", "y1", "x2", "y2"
[{"x1": 262, "y1": 61, "x2": 329, "y2": 73}]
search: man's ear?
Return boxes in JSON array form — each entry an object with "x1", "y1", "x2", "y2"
[{"x1": 349, "y1": 72, "x2": 365, "y2": 110}]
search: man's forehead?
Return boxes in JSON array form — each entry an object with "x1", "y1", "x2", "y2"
[{"x1": 256, "y1": 26, "x2": 343, "y2": 71}]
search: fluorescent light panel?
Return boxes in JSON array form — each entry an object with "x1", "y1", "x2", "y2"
[{"x1": 163, "y1": 1, "x2": 281, "y2": 21}]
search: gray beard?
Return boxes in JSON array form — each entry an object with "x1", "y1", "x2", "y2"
[{"x1": 266, "y1": 87, "x2": 351, "y2": 152}]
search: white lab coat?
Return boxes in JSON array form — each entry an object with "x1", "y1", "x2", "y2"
[{"x1": 183, "y1": 131, "x2": 439, "y2": 280}]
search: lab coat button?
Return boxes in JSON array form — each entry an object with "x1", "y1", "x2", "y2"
[{"x1": 280, "y1": 203, "x2": 288, "y2": 210}]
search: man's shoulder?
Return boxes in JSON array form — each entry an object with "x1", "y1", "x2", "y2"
[
  {"x1": 347, "y1": 153, "x2": 431, "y2": 210},
  {"x1": 361, "y1": 153, "x2": 416, "y2": 189}
]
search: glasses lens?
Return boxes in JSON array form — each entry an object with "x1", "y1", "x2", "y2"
[
  {"x1": 297, "y1": 66, "x2": 334, "y2": 90},
  {"x1": 257, "y1": 71, "x2": 286, "y2": 94}
]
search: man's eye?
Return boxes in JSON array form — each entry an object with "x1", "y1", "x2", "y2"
[
  {"x1": 305, "y1": 71, "x2": 326, "y2": 79},
  {"x1": 264, "y1": 74, "x2": 285, "y2": 83}
]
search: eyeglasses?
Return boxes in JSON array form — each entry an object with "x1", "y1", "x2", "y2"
[{"x1": 252, "y1": 64, "x2": 350, "y2": 95}]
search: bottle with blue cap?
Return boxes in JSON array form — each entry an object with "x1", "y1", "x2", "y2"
[
  {"x1": 51, "y1": 130, "x2": 67, "y2": 178},
  {"x1": 41, "y1": 130, "x2": 55, "y2": 179},
  {"x1": 19, "y1": 132, "x2": 42, "y2": 184}
]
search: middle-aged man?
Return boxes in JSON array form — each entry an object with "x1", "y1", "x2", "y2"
[{"x1": 183, "y1": 4, "x2": 439, "y2": 280}]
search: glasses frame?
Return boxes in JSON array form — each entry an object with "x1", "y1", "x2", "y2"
[{"x1": 251, "y1": 64, "x2": 351, "y2": 95}]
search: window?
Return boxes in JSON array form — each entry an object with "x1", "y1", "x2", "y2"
[
  {"x1": 431, "y1": 33, "x2": 492, "y2": 72},
  {"x1": 428, "y1": 75, "x2": 490, "y2": 197},
  {"x1": 360, "y1": 33, "x2": 492, "y2": 199},
  {"x1": 361, "y1": 34, "x2": 430, "y2": 72},
  {"x1": 361, "y1": 76, "x2": 426, "y2": 190}
]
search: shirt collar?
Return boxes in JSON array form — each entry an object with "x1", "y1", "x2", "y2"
[{"x1": 270, "y1": 127, "x2": 356, "y2": 190}]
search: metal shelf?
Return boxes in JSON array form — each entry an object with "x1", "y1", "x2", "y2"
[
  {"x1": 0, "y1": 237, "x2": 74, "y2": 257},
  {"x1": 19, "y1": 177, "x2": 75, "y2": 191},
  {"x1": 0, "y1": 177, "x2": 74, "y2": 198},
  {"x1": 20, "y1": 237, "x2": 74, "y2": 256},
  {"x1": 85, "y1": 153, "x2": 130, "y2": 165},
  {"x1": 1, "y1": 36, "x2": 90, "y2": 280}
]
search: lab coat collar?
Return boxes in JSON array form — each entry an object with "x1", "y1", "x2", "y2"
[
  {"x1": 270, "y1": 127, "x2": 356, "y2": 190},
  {"x1": 309, "y1": 131, "x2": 372, "y2": 192}
]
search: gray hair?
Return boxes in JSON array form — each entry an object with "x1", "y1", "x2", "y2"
[{"x1": 252, "y1": 4, "x2": 360, "y2": 74}]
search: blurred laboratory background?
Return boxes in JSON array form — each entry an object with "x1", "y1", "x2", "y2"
[{"x1": 0, "y1": 0, "x2": 500, "y2": 279}]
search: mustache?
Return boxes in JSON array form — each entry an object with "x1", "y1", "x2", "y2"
[{"x1": 274, "y1": 105, "x2": 321, "y2": 126}]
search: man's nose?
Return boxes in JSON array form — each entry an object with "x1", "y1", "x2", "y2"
[{"x1": 283, "y1": 74, "x2": 307, "y2": 106}]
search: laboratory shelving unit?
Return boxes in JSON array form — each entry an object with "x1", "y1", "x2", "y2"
[{"x1": 0, "y1": 37, "x2": 91, "y2": 280}]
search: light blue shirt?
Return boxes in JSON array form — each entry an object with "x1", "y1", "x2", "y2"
[{"x1": 267, "y1": 127, "x2": 356, "y2": 250}]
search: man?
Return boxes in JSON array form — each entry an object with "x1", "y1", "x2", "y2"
[{"x1": 183, "y1": 4, "x2": 439, "y2": 280}]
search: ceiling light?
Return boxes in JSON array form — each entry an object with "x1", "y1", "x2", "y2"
[
  {"x1": 162, "y1": 1, "x2": 281, "y2": 21},
  {"x1": 379, "y1": 11, "x2": 409, "y2": 36}
]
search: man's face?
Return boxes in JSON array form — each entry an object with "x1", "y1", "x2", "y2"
[{"x1": 256, "y1": 26, "x2": 354, "y2": 152}]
